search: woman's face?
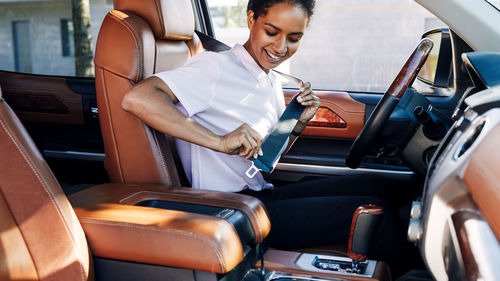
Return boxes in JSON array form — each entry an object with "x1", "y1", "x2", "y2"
[{"x1": 244, "y1": 2, "x2": 308, "y2": 73}]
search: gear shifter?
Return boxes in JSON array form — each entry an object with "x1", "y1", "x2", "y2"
[
  {"x1": 347, "y1": 205, "x2": 384, "y2": 273},
  {"x1": 311, "y1": 205, "x2": 383, "y2": 275}
]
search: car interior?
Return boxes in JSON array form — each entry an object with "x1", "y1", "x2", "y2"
[{"x1": 0, "y1": 0, "x2": 499, "y2": 280}]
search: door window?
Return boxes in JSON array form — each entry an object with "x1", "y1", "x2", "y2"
[{"x1": 0, "y1": 0, "x2": 113, "y2": 77}]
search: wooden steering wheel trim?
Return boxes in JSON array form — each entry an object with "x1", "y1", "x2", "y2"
[{"x1": 345, "y1": 38, "x2": 434, "y2": 169}]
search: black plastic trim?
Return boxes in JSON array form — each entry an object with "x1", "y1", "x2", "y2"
[
  {"x1": 197, "y1": 0, "x2": 215, "y2": 37},
  {"x1": 462, "y1": 52, "x2": 500, "y2": 89},
  {"x1": 345, "y1": 94, "x2": 399, "y2": 169},
  {"x1": 352, "y1": 213, "x2": 383, "y2": 255},
  {"x1": 65, "y1": 78, "x2": 96, "y2": 95},
  {"x1": 349, "y1": 93, "x2": 383, "y2": 105}
]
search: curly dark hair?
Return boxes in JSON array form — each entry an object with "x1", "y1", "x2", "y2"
[{"x1": 247, "y1": 0, "x2": 316, "y2": 20}]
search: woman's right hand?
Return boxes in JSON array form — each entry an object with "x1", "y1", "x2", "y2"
[{"x1": 219, "y1": 124, "x2": 263, "y2": 161}]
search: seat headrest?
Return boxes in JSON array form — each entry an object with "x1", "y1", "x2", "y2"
[{"x1": 114, "y1": 0, "x2": 195, "y2": 40}]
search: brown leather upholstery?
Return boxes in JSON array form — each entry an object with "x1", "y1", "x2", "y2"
[
  {"x1": 0, "y1": 90, "x2": 93, "y2": 280},
  {"x1": 120, "y1": 189, "x2": 271, "y2": 243},
  {"x1": 0, "y1": 191, "x2": 38, "y2": 281},
  {"x1": 70, "y1": 183, "x2": 271, "y2": 244},
  {"x1": 0, "y1": 73, "x2": 85, "y2": 125},
  {"x1": 114, "y1": 0, "x2": 195, "y2": 40},
  {"x1": 0, "y1": 82, "x2": 269, "y2": 277},
  {"x1": 69, "y1": 183, "x2": 263, "y2": 273},
  {"x1": 463, "y1": 123, "x2": 500, "y2": 241},
  {"x1": 95, "y1": 0, "x2": 202, "y2": 185}
]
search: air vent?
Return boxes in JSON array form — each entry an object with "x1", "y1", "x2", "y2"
[{"x1": 455, "y1": 121, "x2": 485, "y2": 159}]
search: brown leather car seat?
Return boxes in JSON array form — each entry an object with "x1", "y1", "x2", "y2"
[
  {"x1": 94, "y1": 0, "x2": 202, "y2": 186},
  {"x1": 0, "y1": 87, "x2": 93, "y2": 280}
]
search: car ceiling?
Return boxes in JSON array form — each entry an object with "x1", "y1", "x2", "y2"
[{"x1": 416, "y1": 0, "x2": 500, "y2": 52}]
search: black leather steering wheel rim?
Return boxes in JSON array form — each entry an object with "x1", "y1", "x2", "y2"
[{"x1": 345, "y1": 38, "x2": 434, "y2": 169}]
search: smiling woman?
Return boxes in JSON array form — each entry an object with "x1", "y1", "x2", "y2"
[
  {"x1": 121, "y1": 0, "x2": 320, "y2": 191},
  {"x1": 244, "y1": 2, "x2": 308, "y2": 72},
  {"x1": 120, "y1": 2, "x2": 412, "y2": 274}
]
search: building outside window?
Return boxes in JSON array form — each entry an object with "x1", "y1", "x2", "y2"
[{"x1": 0, "y1": 0, "x2": 113, "y2": 77}]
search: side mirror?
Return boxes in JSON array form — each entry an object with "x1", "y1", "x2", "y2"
[{"x1": 417, "y1": 28, "x2": 453, "y2": 88}]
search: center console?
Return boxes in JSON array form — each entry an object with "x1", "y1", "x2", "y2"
[
  {"x1": 69, "y1": 183, "x2": 270, "y2": 279},
  {"x1": 251, "y1": 249, "x2": 388, "y2": 281},
  {"x1": 250, "y1": 204, "x2": 389, "y2": 281},
  {"x1": 69, "y1": 183, "x2": 389, "y2": 281}
]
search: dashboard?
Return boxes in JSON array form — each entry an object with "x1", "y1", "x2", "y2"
[{"x1": 409, "y1": 52, "x2": 500, "y2": 280}]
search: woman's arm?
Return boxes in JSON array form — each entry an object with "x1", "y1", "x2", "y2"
[{"x1": 121, "y1": 76, "x2": 263, "y2": 160}]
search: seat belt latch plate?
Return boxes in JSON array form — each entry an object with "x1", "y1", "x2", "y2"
[{"x1": 245, "y1": 162, "x2": 260, "y2": 178}]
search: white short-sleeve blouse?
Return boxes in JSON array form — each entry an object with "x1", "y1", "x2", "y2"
[{"x1": 154, "y1": 44, "x2": 286, "y2": 192}]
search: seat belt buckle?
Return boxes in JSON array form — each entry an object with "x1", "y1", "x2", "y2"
[{"x1": 245, "y1": 161, "x2": 260, "y2": 178}]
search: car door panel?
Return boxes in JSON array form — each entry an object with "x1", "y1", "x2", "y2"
[
  {"x1": 283, "y1": 89, "x2": 366, "y2": 139},
  {"x1": 275, "y1": 89, "x2": 414, "y2": 183},
  {"x1": 0, "y1": 71, "x2": 87, "y2": 124},
  {"x1": 0, "y1": 71, "x2": 106, "y2": 185}
]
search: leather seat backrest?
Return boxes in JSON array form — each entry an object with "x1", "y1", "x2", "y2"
[
  {"x1": 0, "y1": 87, "x2": 93, "y2": 281},
  {"x1": 94, "y1": 0, "x2": 203, "y2": 186}
]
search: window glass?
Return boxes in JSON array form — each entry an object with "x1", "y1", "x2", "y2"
[
  {"x1": 0, "y1": 0, "x2": 113, "y2": 77},
  {"x1": 207, "y1": 0, "x2": 446, "y2": 93}
]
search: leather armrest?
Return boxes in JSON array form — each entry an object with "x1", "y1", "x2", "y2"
[{"x1": 69, "y1": 183, "x2": 271, "y2": 273}]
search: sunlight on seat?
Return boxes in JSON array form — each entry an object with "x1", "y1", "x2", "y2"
[
  {"x1": 111, "y1": 10, "x2": 129, "y2": 19},
  {"x1": 0, "y1": 194, "x2": 38, "y2": 281}
]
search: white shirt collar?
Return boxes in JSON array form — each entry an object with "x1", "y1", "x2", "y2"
[{"x1": 231, "y1": 44, "x2": 275, "y2": 87}]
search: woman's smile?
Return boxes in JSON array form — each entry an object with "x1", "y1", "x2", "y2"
[
  {"x1": 264, "y1": 49, "x2": 286, "y2": 63},
  {"x1": 244, "y1": 2, "x2": 308, "y2": 73}
]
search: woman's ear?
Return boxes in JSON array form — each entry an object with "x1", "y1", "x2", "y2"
[{"x1": 247, "y1": 10, "x2": 255, "y2": 30}]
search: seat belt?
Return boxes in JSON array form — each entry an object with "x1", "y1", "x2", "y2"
[{"x1": 195, "y1": 31, "x2": 305, "y2": 178}]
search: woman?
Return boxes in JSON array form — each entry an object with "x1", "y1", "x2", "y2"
[{"x1": 121, "y1": 0, "x2": 403, "y2": 256}]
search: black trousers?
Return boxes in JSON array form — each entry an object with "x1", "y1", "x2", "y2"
[{"x1": 238, "y1": 174, "x2": 416, "y2": 275}]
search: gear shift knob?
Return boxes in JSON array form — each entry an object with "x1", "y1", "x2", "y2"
[{"x1": 348, "y1": 205, "x2": 384, "y2": 262}]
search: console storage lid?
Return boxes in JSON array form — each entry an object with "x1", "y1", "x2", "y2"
[{"x1": 69, "y1": 183, "x2": 270, "y2": 273}]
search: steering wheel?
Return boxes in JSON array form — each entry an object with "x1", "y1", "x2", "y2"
[{"x1": 345, "y1": 39, "x2": 434, "y2": 169}]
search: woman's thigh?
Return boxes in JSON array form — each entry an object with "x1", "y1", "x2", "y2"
[{"x1": 263, "y1": 195, "x2": 384, "y2": 249}]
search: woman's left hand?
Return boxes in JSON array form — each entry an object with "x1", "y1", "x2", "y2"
[{"x1": 297, "y1": 81, "x2": 320, "y2": 123}]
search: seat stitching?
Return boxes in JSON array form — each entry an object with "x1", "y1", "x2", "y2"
[
  {"x1": 79, "y1": 218, "x2": 227, "y2": 271},
  {"x1": 151, "y1": 129, "x2": 172, "y2": 186},
  {"x1": 99, "y1": 68, "x2": 124, "y2": 182},
  {"x1": 153, "y1": 0, "x2": 166, "y2": 39},
  {"x1": 0, "y1": 117, "x2": 86, "y2": 281},
  {"x1": 109, "y1": 11, "x2": 142, "y2": 81}
]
